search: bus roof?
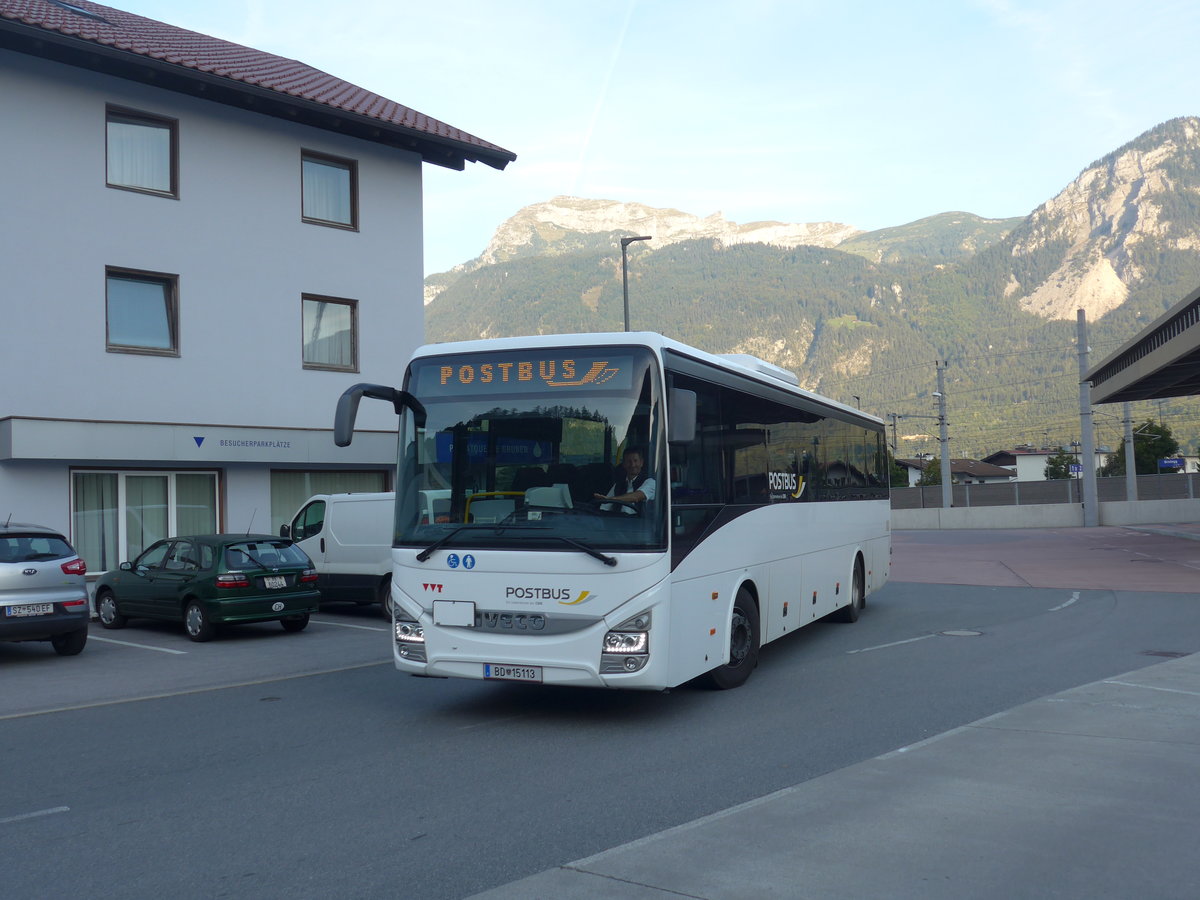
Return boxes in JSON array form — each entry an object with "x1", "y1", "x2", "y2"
[{"x1": 409, "y1": 332, "x2": 884, "y2": 426}]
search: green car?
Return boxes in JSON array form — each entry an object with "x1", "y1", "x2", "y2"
[{"x1": 95, "y1": 534, "x2": 321, "y2": 642}]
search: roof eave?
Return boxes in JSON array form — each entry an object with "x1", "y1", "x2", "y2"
[{"x1": 0, "y1": 18, "x2": 516, "y2": 171}]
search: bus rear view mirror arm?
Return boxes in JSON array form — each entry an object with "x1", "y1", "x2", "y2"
[{"x1": 334, "y1": 383, "x2": 427, "y2": 447}]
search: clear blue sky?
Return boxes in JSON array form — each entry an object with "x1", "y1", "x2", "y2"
[{"x1": 119, "y1": 0, "x2": 1200, "y2": 275}]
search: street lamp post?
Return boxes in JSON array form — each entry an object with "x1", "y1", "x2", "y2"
[{"x1": 620, "y1": 235, "x2": 652, "y2": 331}]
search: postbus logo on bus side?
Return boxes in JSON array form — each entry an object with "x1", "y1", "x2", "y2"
[{"x1": 768, "y1": 471, "x2": 806, "y2": 499}]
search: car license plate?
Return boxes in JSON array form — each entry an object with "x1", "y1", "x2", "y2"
[
  {"x1": 264, "y1": 576, "x2": 286, "y2": 589},
  {"x1": 484, "y1": 663, "x2": 543, "y2": 683},
  {"x1": 7, "y1": 603, "x2": 54, "y2": 617}
]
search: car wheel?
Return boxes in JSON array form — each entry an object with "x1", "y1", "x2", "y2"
[
  {"x1": 96, "y1": 590, "x2": 127, "y2": 629},
  {"x1": 183, "y1": 600, "x2": 215, "y2": 642},
  {"x1": 832, "y1": 559, "x2": 864, "y2": 623},
  {"x1": 700, "y1": 587, "x2": 760, "y2": 690},
  {"x1": 378, "y1": 579, "x2": 394, "y2": 620},
  {"x1": 280, "y1": 613, "x2": 309, "y2": 633},
  {"x1": 51, "y1": 627, "x2": 88, "y2": 656}
]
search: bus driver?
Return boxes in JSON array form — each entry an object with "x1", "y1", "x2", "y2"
[{"x1": 594, "y1": 448, "x2": 656, "y2": 514}]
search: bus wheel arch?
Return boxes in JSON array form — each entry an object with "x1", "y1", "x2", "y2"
[{"x1": 700, "y1": 583, "x2": 760, "y2": 690}]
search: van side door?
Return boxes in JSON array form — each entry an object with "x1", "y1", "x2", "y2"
[{"x1": 290, "y1": 500, "x2": 327, "y2": 567}]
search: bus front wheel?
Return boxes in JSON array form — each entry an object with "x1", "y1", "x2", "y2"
[
  {"x1": 832, "y1": 559, "x2": 865, "y2": 623},
  {"x1": 701, "y1": 587, "x2": 760, "y2": 690}
]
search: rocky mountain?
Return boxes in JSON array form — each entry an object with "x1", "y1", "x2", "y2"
[{"x1": 424, "y1": 117, "x2": 1200, "y2": 456}]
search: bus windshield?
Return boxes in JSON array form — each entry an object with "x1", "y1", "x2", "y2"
[{"x1": 396, "y1": 346, "x2": 667, "y2": 553}]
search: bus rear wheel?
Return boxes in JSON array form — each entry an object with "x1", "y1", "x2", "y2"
[{"x1": 701, "y1": 587, "x2": 760, "y2": 690}]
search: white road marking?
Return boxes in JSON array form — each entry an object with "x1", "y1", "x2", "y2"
[
  {"x1": 310, "y1": 618, "x2": 389, "y2": 632},
  {"x1": 88, "y1": 636, "x2": 187, "y2": 654},
  {"x1": 848, "y1": 634, "x2": 936, "y2": 654},
  {"x1": 1049, "y1": 591, "x2": 1080, "y2": 611},
  {"x1": 1104, "y1": 680, "x2": 1200, "y2": 698},
  {"x1": 0, "y1": 806, "x2": 70, "y2": 825},
  {"x1": 0, "y1": 661, "x2": 390, "y2": 721}
]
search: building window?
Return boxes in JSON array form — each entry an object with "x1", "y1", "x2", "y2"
[
  {"x1": 106, "y1": 106, "x2": 178, "y2": 197},
  {"x1": 302, "y1": 294, "x2": 357, "y2": 371},
  {"x1": 106, "y1": 268, "x2": 179, "y2": 355},
  {"x1": 270, "y1": 470, "x2": 388, "y2": 534},
  {"x1": 301, "y1": 151, "x2": 357, "y2": 228},
  {"x1": 72, "y1": 471, "x2": 219, "y2": 571}
]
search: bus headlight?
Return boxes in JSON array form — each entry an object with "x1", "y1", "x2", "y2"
[
  {"x1": 394, "y1": 618, "x2": 426, "y2": 663},
  {"x1": 603, "y1": 631, "x2": 648, "y2": 653},
  {"x1": 601, "y1": 611, "x2": 651, "y2": 674}
]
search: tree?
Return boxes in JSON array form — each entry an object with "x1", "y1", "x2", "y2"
[
  {"x1": 888, "y1": 453, "x2": 908, "y2": 487},
  {"x1": 1099, "y1": 421, "x2": 1181, "y2": 476},
  {"x1": 915, "y1": 458, "x2": 941, "y2": 486},
  {"x1": 1044, "y1": 449, "x2": 1076, "y2": 480}
]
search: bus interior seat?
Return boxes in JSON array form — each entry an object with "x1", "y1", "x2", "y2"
[
  {"x1": 574, "y1": 462, "x2": 617, "y2": 500},
  {"x1": 511, "y1": 467, "x2": 550, "y2": 493}
]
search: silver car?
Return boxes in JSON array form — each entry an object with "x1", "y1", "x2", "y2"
[{"x1": 0, "y1": 522, "x2": 89, "y2": 655}]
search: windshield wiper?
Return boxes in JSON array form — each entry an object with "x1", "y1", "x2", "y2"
[
  {"x1": 546, "y1": 536, "x2": 617, "y2": 567},
  {"x1": 415, "y1": 525, "x2": 496, "y2": 562},
  {"x1": 415, "y1": 526, "x2": 616, "y2": 566}
]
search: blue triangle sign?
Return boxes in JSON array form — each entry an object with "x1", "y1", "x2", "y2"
[{"x1": 194, "y1": 436, "x2": 205, "y2": 447}]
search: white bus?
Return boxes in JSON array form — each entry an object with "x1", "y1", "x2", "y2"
[{"x1": 334, "y1": 332, "x2": 890, "y2": 690}]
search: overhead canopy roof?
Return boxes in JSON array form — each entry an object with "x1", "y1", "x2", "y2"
[{"x1": 1086, "y1": 284, "x2": 1200, "y2": 404}]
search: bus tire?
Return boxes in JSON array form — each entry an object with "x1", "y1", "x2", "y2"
[
  {"x1": 378, "y1": 579, "x2": 394, "y2": 620},
  {"x1": 833, "y1": 559, "x2": 864, "y2": 623},
  {"x1": 701, "y1": 587, "x2": 760, "y2": 690}
]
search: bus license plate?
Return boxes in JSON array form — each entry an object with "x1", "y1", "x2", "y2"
[
  {"x1": 7, "y1": 603, "x2": 54, "y2": 617},
  {"x1": 484, "y1": 663, "x2": 542, "y2": 683},
  {"x1": 264, "y1": 576, "x2": 286, "y2": 589}
]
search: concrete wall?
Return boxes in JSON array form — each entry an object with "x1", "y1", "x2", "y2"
[{"x1": 894, "y1": 498, "x2": 1198, "y2": 529}]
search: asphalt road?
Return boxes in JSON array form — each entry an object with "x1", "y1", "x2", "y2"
[{"x1": 3, "y1": 531, "x2": 1198, "y2": 899}]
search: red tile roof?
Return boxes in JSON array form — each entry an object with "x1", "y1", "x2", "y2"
[{"x1": 0, "y1": 0, "x2": 515, "y2": 170}]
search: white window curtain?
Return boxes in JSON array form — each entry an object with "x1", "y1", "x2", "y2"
[
  {"x1": 302, "y1": 157, "x2": 352, "y2": 224},
  {"x1": 125, "y1": 475, "x2": 169, "y2": 560},
  {"x1": 303, "y1": 298, "x2": 354, "y2": 367},
  {"x1": 72, "y1": 473, "x2": 118, "y2": 573},
  {"x1": 108, "y1": 274, "x2": 172, "y2": 350},
  {"x1": 107, "y1": 118, "x2": 171, "y2": 192},
  {"x1": 176, "y1": 474, "x2": 217, "y2": 534}
]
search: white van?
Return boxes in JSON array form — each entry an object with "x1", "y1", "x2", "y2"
[{"x1": 281, "y1": 493, "x2": 395, "y2": 618}]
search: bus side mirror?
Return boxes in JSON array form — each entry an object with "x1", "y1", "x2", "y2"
[
  {"x1": 668, "y1": 388, "x2": 696, "y2": 443},
  {"x1": 334, "y1": 383, "x2": 427, "y2": 447}
]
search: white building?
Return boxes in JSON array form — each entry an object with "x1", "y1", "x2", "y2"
[
  {"x1": 981, "y1": 447, "x2": 1110, "y2": 481},
  {"x1": 0, "y1": 0, "x2": 514, "y2": 573}
]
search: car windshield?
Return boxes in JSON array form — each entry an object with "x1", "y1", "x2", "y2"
[
  {"x1": 0, "y1": 533, "x2": 74, "y2": 564},
  {"x1": 224, "y1": 540, "x2": 310, "y2": 570},
  {"x1": 396, "y1": 346, "x2": 667, "y2": 553}
]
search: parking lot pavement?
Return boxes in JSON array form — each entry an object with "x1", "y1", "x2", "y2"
[
  {"x1": 891, "y1": 524, "x2": 1200, "y2": 592},
  {"x1": 0, "y1": 608, "x2": 391, "y2": 720},
  {"x1": 472, "y1": 649, "x2": 1200, "y2": 899},
  {"x1": 469, "y1": 525, "x2": 1200, "y2": 900}
]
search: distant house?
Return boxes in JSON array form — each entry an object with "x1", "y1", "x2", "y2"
[
  {"x1": 982, "y1": 446, "x2": 1109, "y2": 481},
  {"x1": 896, "y1": 458, "x2": 1017, "y2": 487},
  {"x1": 0, "y1": 0, "x2": 514, "y2": 572}
]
